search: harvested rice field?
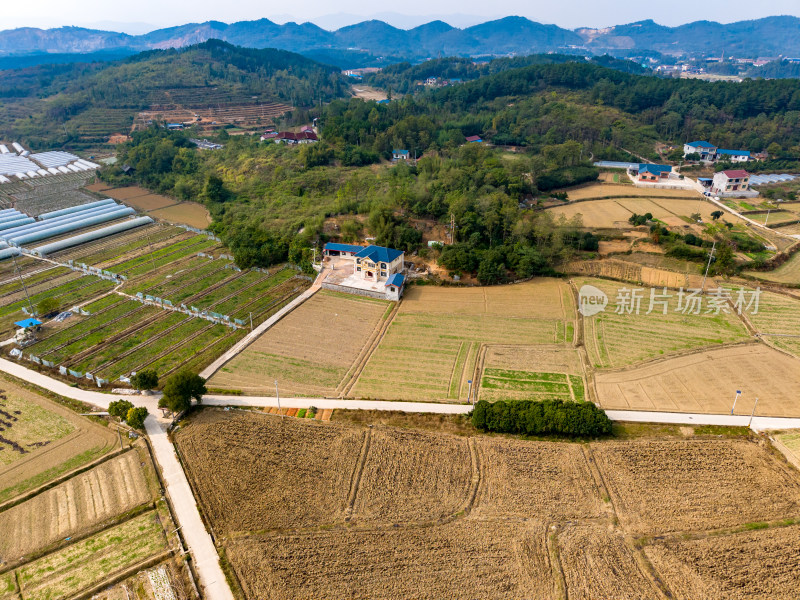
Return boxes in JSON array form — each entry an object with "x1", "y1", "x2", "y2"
[
  {"x1": 578, "y1": 277, "x2": 749, "y2": 369},
  {"x1": 176, "y1": 408, "x2": 800, "y2": 600},
  {"x1": 350, "y1": 280, "x2": 575, "y2": 402},
  {"x1": 209, "y1": 291, "x2": 391, "y2": 396},
  {"x1": 745, "y1": 250, "x2": 800, "y2": 285},
  {"x1": 643, "y1": 525, "x2": 800, "y2": 599},
  {"x1": 564, "y1": 183, "x2": 700, "y2": 200},
  {"x1": 595, "y1": 344, "x2": 800, "y2": 417},
  {"x1": 549, "y1": 196, "x2": 738, "y2": 229},
  {"x1": 0, "y1": 375, "x2": 117, "y2": 503},
  {"x1": 591, "y1": 439, "x2": 800, "y2": 534}
]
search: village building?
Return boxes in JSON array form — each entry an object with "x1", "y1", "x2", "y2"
[
  {"x1": 322, "y1": 243, "x2": 406, "y2": 301},
  {"x1": 465, "y1": 135, "x2": 483, "y2": 143},
  {"x1": 711, "y1": 169, "x2": 752, "y2": 196},
  {"x1": 392, "y1": 149, "x2": 410, "y2": 161},
  {"x1": 683, "y1": 141, "x2": 717, "y2": 160},
  {"x1": 274, "y1": 131, "x2": 318, "y2": 144},
  {"x1": 635, "y1": 163, "x2": 672, "y2": 182},
  {"x1": 716, "y1": 149, "x2": 751, "y2": 162}
]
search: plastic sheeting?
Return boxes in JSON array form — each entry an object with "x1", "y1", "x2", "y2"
[{"x1": 32, "y1": 216, "x2": 153, "y2": 256}]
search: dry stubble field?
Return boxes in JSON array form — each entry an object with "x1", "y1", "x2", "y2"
[
  {"x1": 209, "y1": 291, "x2": 391, "y2": 396},
  {"x1": 595, "y1": 343, "x2": 800, "y2": 416},
  {"x1": 175, "y1": 409, "x2": 800, "y2": 600}
]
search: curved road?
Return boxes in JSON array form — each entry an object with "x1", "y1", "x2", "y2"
[{"x1": 4, "y1": 357, "x2": 800, "y2": 600}]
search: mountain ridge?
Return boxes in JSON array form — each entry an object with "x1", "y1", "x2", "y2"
[{"x1": 2, "y1": 15, "x2": 800, "y2": 59}]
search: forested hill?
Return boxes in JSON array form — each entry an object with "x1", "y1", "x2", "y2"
[
  {"x1": 361, "y1": 55, "x2": 649, "y2": 94},
  {"x1": 0, "y1": 40, "x2": 350, "y2": 149}
]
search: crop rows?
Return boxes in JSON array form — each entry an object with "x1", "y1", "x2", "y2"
[{"x1": 480, "y1": 368, "x2": 585, "y2": 401}]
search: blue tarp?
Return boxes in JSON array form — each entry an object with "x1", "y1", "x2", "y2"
[{"x1": 15, "y1": 318, "x2": 42, "y2": 328}]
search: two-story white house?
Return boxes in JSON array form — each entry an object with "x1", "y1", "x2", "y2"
[
  {"x1": 684, "y1": 141, "x2": 717, "y2": 161},
  {"x1": 711, "y1": 169, "x2": 751, "y2": 195}
]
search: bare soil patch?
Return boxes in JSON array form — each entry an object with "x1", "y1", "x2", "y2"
[
  {"x1": 122, "y1": 194, "x2": 178, "y2": 211},
  {"x1": 104, "y1": 186, "x2": 152, "y2": 200},
  {"x1": 565, "y1": 183, "x2": 699, "y2": 200},
  {"x1": 592, "y1": 439, "x2": 800, "y2": 534},
  {"x1": 150, "y1": 203, "x2": 211, "y2": 229}
]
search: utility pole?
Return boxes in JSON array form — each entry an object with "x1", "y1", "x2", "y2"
[
  {"x1": 449, "y1": 213, "x2": 456, "y2": 244},
  {"x1": 764, "y1": 209, "x2": 771, "y2": 226},
  {"x1": 748, "y1": 397, "x2": 759, "y2": 428},
  {"x1": 701, "y1": 240, "x2": 716, "y2": 293},
  {"x1": 249, "y1": 312, "x2": 253, "y2": 331},
  {"x1": 12, "y1": 253, "x2": 34, "y2": 316},
  {"x1": 467, "y1": 379, "x2": 473, "y2": 405},
  {"x1": 731, "y1": 390, "x2": 741, "y2": 415},
  {"x1": 275, "y1": 379, "x2": 282, "y2": 418}
]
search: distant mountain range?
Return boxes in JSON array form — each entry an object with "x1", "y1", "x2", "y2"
[{"x1": 3, "y1": 15, "x2": 800, "y2": 62}]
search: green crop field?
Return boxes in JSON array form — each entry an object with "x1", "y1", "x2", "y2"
[
  {"x1": 15, "y1": 511, "x2": 167, "y2": 600},
  {"x1": 352, "y1": 312, "x2": 566, "y2": 402},
  {"x1": 479, "y1": 369, "x2": 585, "y2": 402},
  {"x1": 579, "y1": 278, "x2": 750, "y2": 369},
  {"x1": 0, "y1": 572, "x2": 16, "y2": 600}
]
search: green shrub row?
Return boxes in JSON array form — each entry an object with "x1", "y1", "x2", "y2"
[{"x1": 470, "y1": 399, "x2": 612, "y2": 438}]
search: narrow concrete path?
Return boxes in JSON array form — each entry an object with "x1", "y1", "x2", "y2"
[
  {"x1": 199, "y1": 268, "x2": 326, "y2": 380},
  {"x1": 144, "y1": 415, "x2": 234, "y2": 600},
  {"x1": 0, "y1": 358, "x2": 232, "y2": 600}
]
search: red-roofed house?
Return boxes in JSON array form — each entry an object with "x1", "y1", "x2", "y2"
[
  {"x1": 711, "y1": 170, "x2": 750, "y2": 195},
  {"x1": 465, "y1": 135, "x2": 483, "y2": 143},
  {"x1": 274, "y1": 131, "x2": 318, "y2": 144}
]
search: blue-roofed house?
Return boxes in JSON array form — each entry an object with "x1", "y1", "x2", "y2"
[
  {"x1": 323, "y1": 242, "x2": 362, "y2": 257},
  {"x1": 384, "y1": 272, "x2": 406, "y2": 301},
  {"x1": 392, "y1": 149, "x2": 410, "y2": 161},
  {"x1": 636, "y1": 163, "x2": 672, "y2": 182},
  {"x1": 683, "y1": 141, "x2": 717, "y2": 160},
  {"x1": 716, "y1": 149, "x2": 752, "y2": 163},
  {"x1": 322, "y1": 243, "x2": 406, "y2": 300}
]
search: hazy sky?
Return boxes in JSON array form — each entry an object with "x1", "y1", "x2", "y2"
[{"x1": 3, "y1": 0, "x2": 800, "y2": 32}]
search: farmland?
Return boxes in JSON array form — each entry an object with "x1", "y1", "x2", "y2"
[
  {"x1": 0, "y1": 450, "x2": 153, "y2": 560},
  {"x1": 16, "y1": 221, "x2": 311, "y2": 386},
  {"x1": 0, "y1": 374, "x2": 117, "y2": 503},
  {"x1": 745, "y1": 249, "x2": 800, "y2": 284},
  {"x1": 595, "y1": 344, "x2": 800, "y2": 416},
  {"x1": 14, "y1": 511, "x2": 169, "y2": 600},
  {"x1": 209, "y1": 291, "x2": 391, "y2": 396},
  {"x1": 564, "y1": 182, "x2": 701, "y2": 201},
  {"x1": 644, "y1": 525, "x2": 800, "y2": 599},
  {"x1": 176, "y1": 408, "x2": 800, "y2": 600},
  {"x1": 549, "y1": 196, "x2": 738, "y2": 228},
  {"x1": 350, "y1": 280, "x2": 575, "y2": 402},
  {"x1": 578, "y1": 277, "x2": 749, "y2": 369},
  {"x1": 742, "y1": 289, "x2": 800, "y2": 358}
]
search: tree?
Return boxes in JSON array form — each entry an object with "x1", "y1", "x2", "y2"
[
  {"x1": 711, "y1": 210, "x2": 724, "y2": 220},
  {"x1": 125, "y1": 406, "x2": 149, "y2": 430},
  {"x1": 37, "y1": 297, "x2": 60, "y2": 317},
  {"x1": 108, "y1": 399, "x2": 134, "y2": 420},
  {"x1": 203, "y1": 174, "x2": 228, "y2": 203},
  {"x1": 130, "y1": 369, "x2": 158, "y2": 391},
  {"x1": 159, "y1": 371, "x2": 207, "y2": 414}
]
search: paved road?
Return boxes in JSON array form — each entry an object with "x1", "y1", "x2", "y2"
[
  {"x1": 199, "y1": 268, "x2": 325, "y2": 380},
  {"x1": 204, "y1": 394, "x2": 474, "y2": 414},
  {"x1": 144, "y1": 415, "x2": 234, "y2": 600}
]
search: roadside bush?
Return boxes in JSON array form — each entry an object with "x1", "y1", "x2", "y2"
[
  {"x1": 131, "y1": 369, "x2": 158, "y2": 391},
  {"x1": 108, "y1": 399, "x2": 134, "y2": 420},
  {"x1": 126, "y1": 406, "x2": 149, "y2": 430},
  {"x1": 470, "y1": 399, "x2": 612, "y2": 438}
]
